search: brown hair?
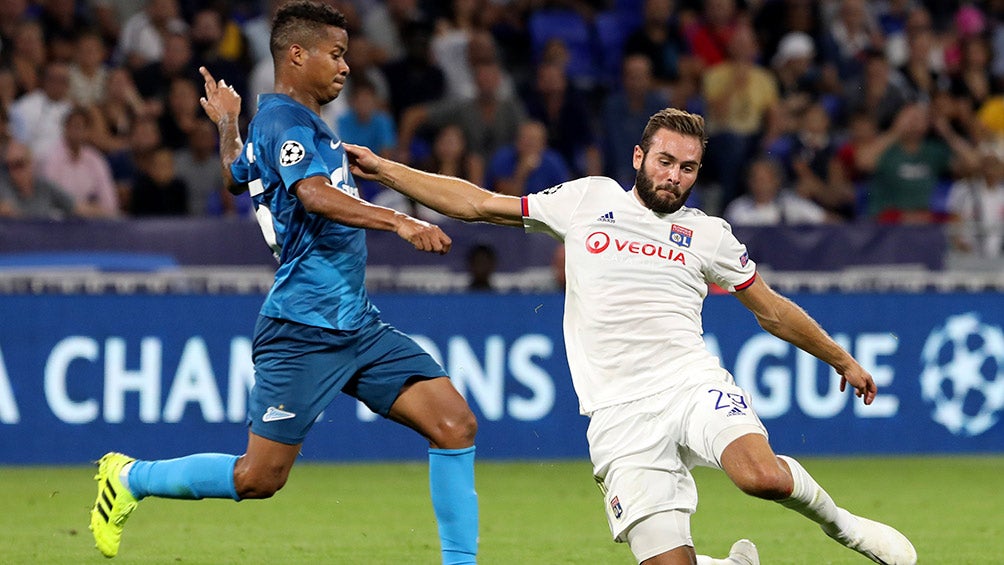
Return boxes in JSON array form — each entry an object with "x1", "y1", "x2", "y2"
[{"x1": 639, "y1": 108, "x2": 707, "y2": 153}]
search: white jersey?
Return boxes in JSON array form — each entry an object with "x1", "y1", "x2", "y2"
[{"x1": 522, "y1": 177, "x2": 757, "y2": 414}]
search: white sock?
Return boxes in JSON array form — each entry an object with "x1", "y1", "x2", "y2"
[
  {"x1": 119, "y1": 461, "x2": 135, "y2": 495},
  {"x1": 776, "y1": 455, "x2": 855, "y2": 537}
]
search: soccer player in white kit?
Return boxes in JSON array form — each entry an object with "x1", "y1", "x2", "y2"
[{"x1": 344, "y1": 108, "x2": 917, "y2": 565}]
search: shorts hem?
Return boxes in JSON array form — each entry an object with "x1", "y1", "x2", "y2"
[{"x1": 711, "y1": 424, "x2": 768, "y2": 466}]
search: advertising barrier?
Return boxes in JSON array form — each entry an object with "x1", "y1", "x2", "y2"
[{"x1": 1, "y1": 292, "x2": 1002, "y2": 463}]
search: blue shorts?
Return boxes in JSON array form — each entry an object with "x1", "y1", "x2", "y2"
[{"x1": 247, "y1": 315, "x2": 447, "y2": 445}]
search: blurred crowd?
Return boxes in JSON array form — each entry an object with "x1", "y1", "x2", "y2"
[{"x1": 1, "y1": 0, "x2": 1003, "y2": 259}]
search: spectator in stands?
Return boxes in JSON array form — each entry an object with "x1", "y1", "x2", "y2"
[
  {"x1": 397, "y1": 58, "x2": 525, "y2": 163},
  {"x1": 0, "y1": 68, "x2": 16, "y2": 117},
  {"x1": 431, "y1": 0, "x2": 487, "y2": 101},
  {"x1": 68, "y1": 30, "x2": 110, "y2": 107},
  {"x1": 362, "y1": 0, "x2": 427, "y2": 65},
  {"x1": 702, "y1": 22, "x2": 781, "y2": 210},
  {"x1": 465, "y1": 243, "x2": 497, "y2": 292},
  {"x1": 114, "y1": 0, "x2": 188, "y2": 70},
  {"x1": 421, "y1": 124, "x2": 484, "y2": 187},
  {"x1": 946, "y1": 145, "x2": 1004, "y2": 258},
  {"x1": 242, "y1": 0, "x2": 282, "y2": 66},
  {"x1": 107, "y1": 114, "x2": 161, "y2": 210},
  {"x1": 382, "y1": 20, "x2": 446, "y2": 124},
  {"x1": 38, "y1": 0, "x2": 93, "y2": 63},
  {"x1": 5, "y1": 19, "x2": 47, "y2": 98},
  {"x1": 38, "y1": 106, "x2": 120, "y2": 218},
  {"x1": 157, "y1": 77, "x2": 201, "y2": 150},
  {"x1": 724, "y1": 156, "x2": 827, "y2": 226},
  {"x1": 486, "y1": 120, "x2": 570, "y2": 197},
  {"x1": 129, "y1": 146, "x2": 187, "y2": 216},
  {"x1": 684, "y1": 0, "x2": 743, "y2": 68},
  {"x1": 89, "y1": 0, "x2": 146, "y2": 48},
  {"x1": 830, "y1": 110, "x2": 881, "y2": 220},
  {"x1": 337, "y1": 77, "x2": 397, "y2": 158},
  {"x1": 550, "y1": 242, "x2": 565, "y2": 291},
  {"x1": 131, "y1": 30, "x2": 199, "y2": 105},
  {"x1": 602, "y1": 54, "x2": 668, "y2": 189},
  {"x1": 826, "y1": 0, "x2": 883, "y2": 80},
  {"x1": 9, "y1": 60, "x2": 74, "y2": 157},
  {"x1": 842, "y1": 46, "x2": 911, "y2": 130},
  {"x1": 522, "y1": 60, "x2": 601, "y2": 177},
  {"x1": 188, "y1": 7, "x2": 248, "y2": 103},
  {"x1": 857, "y1": 102, "x2": 979, "y2": 223},
  {"x1": 0, "y1": 0, "x2": 30, "y2": 59},
  {"x1": 774, "y1": 101, "x2": 853, "y2": 220},
  {"x1": 87, "y1": 67, "x2": 153, "y2": 155},
  {"x1": 948, "y1": 33, "x2": 995, "y2": 127},
  {"x1": 623, "y1": 0, "x2": 692, "y2": 88},
  {"x1": 0, "y1": 140, "x2": 78, "y2": 219},
  {"x1": 771, "y1": 31, "x2": 826, "y2": 112},
  {"x1": 897, "y1": 6, "x2": 947, "y2": 104},
  {"x1": 173, "y1": 117, "x2": 231, "y2": 216}
]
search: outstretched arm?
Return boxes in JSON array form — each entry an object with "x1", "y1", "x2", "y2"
[
  {"x1": 345, "y1": 143, "x2": 524, "y2": 227},
  {"x1": 734, "y1": 276, "x2": 877, "y2": 404},
  {"x1": 198, "y1": 66, "x2": 246, "y2": 195}
]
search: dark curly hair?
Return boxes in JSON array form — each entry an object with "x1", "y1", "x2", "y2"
[{"x1": 269, "y1": 1, "x2": 348, "y2": 60}]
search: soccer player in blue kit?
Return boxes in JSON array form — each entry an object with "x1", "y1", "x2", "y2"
[{"x1": 89, "y1": 3, "x2": 479, "y2": 563}]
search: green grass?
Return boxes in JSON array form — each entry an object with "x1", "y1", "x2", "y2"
[{"x1": 4, "y1": 456, "x2": 1002, "y2": 564}]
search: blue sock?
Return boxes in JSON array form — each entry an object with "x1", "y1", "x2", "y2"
[
  {"x1": 127, "y1": 454, "x2": 240, "y2": 501},
  {"x1": 429, "y1": 446, "x2": 478, "y2": 565}
]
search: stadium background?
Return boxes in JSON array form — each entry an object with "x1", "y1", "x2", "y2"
[{"x1": 1, "y1": 0, "x2": 1003, "y2": 465}]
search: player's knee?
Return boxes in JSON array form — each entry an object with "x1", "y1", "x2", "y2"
[
  {"x1": 233, "y1": 461, "x2": 290, "y2": 499},
  {"x1": 733, "y1": 463, "x2": 793, "y2": 500},
  {"x1": 429, "y1": 408, "x2": 478, "y2": 449}
]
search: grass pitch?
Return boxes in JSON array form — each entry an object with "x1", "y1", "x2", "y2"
[{"x1": 4, "y1": 456, "x2": 1001, "y2": 564}]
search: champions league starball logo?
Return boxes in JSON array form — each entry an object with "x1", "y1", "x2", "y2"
[{"x1": 920, "y1": 313, "x2": 1004, "y2": 437}]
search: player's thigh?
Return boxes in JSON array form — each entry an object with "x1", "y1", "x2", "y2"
[
  {"x1": 626, "y1": 510, "x2": 696, "y2": 564},
  {"x1": 587, "y1": 390, "x2": 697, "y2": 544},
  {"x1": 248, "y1": 315, "x2": 359, "y2": 445},
  {"x1": 387, "y1": 377, "x2": 476, "y2": 448},
  {"x1": 344, "y1": 321, "x2": 452, "y2": 414},
  {"x1": 681, "y1": 378, "x2": 768, "y2": 470}
]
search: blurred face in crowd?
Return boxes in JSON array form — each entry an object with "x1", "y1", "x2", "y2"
[
  {"x1": 748, "y1": 160, "x2": 782, "y2": 204},
  {"x1": 433, "y1": 125, "x2": 467, "y2": 164},
  {"x1": 632, "y1": 128, "x2": 701, "y2": 214},
  {"x1": 75, "y1": 33, "x2": 107, "y2": 71},
  {"x1": 161, "y1": 33, "x2": 193, "y2": 73},
  {"x1": 63, "y1": 110, "x2": 91, "y2": 151},
  {"x1": 189, "y1": 119, "x2": 218, "y2": 156},
  {"x1": 622, "y1": 54, "x2": 653, "y2": 98},
  {"x1": 42, "y1": 62, "x2": 71, "y2": 101},
  {"x1": 4, "y1": 142, "x2": 34, "y2": 193},
  {"x1": 147, "y1": 149, "x2": 176, "y2": 185},
  {"x1": 515, "y1": 121, "x2": 548, "y2": 158}
]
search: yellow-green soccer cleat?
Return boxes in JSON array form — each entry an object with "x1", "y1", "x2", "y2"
[{"x1": 89, "y1": 452, "x2": 138, "y2": 558}]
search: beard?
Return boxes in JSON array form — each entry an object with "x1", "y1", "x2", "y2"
[{"x1": 634, "y1": 161, "x2": 692, "y2": 214}]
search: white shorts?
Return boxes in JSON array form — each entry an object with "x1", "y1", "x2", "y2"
[{"x1": 587, "y1": 370, "x2": 767, "y2": 543}]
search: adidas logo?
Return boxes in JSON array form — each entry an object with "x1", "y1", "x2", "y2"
[
  {"x1": 263, "y1": 406, "x2": 297, "y2": 422},
  {"x1": 726, "y1": 407, "x2": 746, "y2": 417},
  {"x1": 597, "y1": 211, "x2": 615, "y2": 223}
]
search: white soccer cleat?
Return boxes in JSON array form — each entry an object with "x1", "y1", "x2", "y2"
[
  {"x1": 728, "y1": 538, "x2": 759, "y2": 565},
  {"x1": 825, "y1": 512, "x2": 917, "y2": 565}
]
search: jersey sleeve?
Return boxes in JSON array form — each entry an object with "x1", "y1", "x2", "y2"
[
  {"x1": 521, "y1": 177, "x2": 590, "y2": 240},
  {"x1": 704, "y1": 219, "x2": 758, "y2": 292},
  {"x1": 242, "y1": 106, "x2": 333, "y2": 195}
]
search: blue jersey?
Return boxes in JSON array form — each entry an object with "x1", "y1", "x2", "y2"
[{"x1": 231, "y1": 93, "x2": 379, "y2": 330}]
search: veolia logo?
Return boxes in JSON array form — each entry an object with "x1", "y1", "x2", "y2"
[{"x1": 586, "y1": 231, "x2": 610, "y2": 254}]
